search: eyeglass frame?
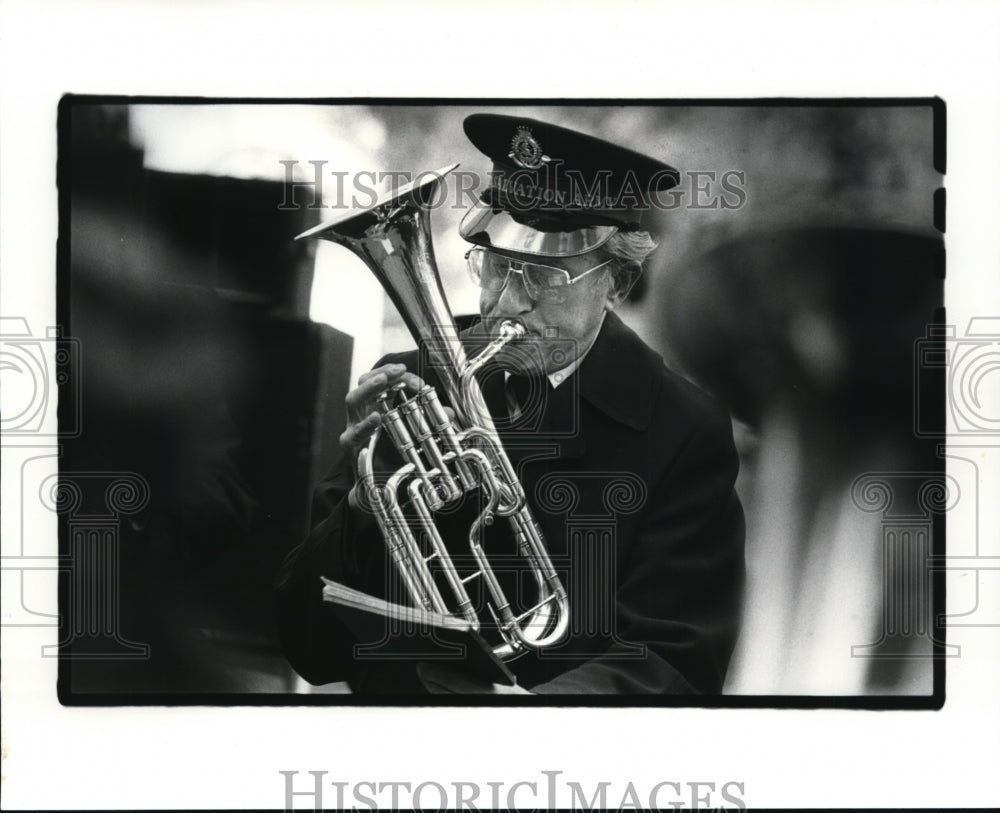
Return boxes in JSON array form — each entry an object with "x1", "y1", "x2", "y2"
[{"x1": 465, "y1": 246, "x2": 616, "y2": 303}]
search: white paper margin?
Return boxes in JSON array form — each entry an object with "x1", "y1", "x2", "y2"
[{"x1": 2, "y1": 1, "x2": 998, "y2": 809}]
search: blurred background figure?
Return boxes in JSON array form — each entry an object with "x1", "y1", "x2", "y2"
[
  {"x1": 65, "y1": 104, "x2": 352, "y2": 692},
  {"x1": 62, "y1": 102, "x2": 941, "y2": 696},
  {"x1": 666, "y1": 227, "x2": 943, "y2": 694}
]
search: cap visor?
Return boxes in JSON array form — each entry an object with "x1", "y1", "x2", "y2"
[{"x1": 459, "y1": 201, "x2": 617, "y2": 258}]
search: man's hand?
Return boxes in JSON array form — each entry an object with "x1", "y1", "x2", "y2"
[{"x1": 340, "y1": 362, "x2": 434, "y2": 512}]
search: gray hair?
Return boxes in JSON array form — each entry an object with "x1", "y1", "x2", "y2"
[
  {"x1": 605, "y1": 229, "x2": 659, "y2": 267},
  {"x1": 603, "y1": 230, "x2": 658, "y2": 299}
]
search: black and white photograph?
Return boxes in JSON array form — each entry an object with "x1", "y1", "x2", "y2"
[
  {"x1": 54, "y1": 99, "x2": 945, "y2": 704},
  {"x1": 2, "y1": 2, "x2": 998, "y2": 811}
]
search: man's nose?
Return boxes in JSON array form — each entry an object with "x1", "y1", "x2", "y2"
[{"x1": 495, "y1": 271, "x2": 534, "y2": 315}]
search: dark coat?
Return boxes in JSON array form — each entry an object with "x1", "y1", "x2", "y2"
[{"x1": 274, "y1": 311, "x2": 745, "y2": 694}]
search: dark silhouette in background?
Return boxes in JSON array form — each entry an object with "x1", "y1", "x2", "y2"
[
  {"x1": 62, "y1": 105, "x2": 351, "y2": 693},
  {"x1": 663, "y1": 227, "x2": 944, "y2": 693}
]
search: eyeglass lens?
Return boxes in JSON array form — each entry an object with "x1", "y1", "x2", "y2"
[{"x1": 468, "y1": 250, "x2": 572, "y2": 302}]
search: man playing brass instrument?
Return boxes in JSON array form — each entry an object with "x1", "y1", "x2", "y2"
[{"x1": 275, "y1": 114, "x2": 745, "y2": 695}]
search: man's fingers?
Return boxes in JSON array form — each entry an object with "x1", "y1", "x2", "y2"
[
  {"x1": 352, "y1": 365, "x2": 427, "y2": 402},
  {"x1": 357, "y1": 362, "x2": 404, "y2": 383},
  {"x1": 339, "y1": 411, "x2": 381, "y2": 450},
  {"x1": 399, "y1": 371, "x2": 427, "y2": 392},
  {"x1": 348, "y1": 364, "x2": 426, "y2": 419},
  {"x1": 356, "y1": 362, "x2": 410, "y2": 390},
  {"x1": 339, "y1": 413, "x2": 377, "y2": 453},
  {"x1": 346, "y1": 371, "x2": 388, "y2": 413},
  {"x1": 343, "y1": 364, "x2": 441, "y2": 454}
]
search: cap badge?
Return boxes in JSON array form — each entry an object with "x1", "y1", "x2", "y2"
[{"x1": 509, "y1": 126, "x2": 550, "y2": 169}]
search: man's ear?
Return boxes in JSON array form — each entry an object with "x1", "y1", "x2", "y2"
[{"x1": 604, "y1": 262, "x2": 642, "y2": 310}]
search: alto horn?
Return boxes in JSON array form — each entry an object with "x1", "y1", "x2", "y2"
[{"x1": 296, "y1": 164, "x2": 569, "y2": 659}]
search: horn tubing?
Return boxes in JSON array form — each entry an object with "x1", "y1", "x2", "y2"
[{"x1": 301, "y1": 165, "x2": 570, "y2": 659}]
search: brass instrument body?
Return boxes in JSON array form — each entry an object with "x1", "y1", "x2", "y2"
[{"x1": 297, "y1": 165, "x2": 569, "y2": 659}]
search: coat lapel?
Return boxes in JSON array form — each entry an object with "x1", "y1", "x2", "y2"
[{"x1": 577, "y1": 311, "x2": 660, "y2": 431}]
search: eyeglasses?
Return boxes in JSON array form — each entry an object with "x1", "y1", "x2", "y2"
[{"x1": 465, "y1": 246, "x2": 614, "y2": 305}]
